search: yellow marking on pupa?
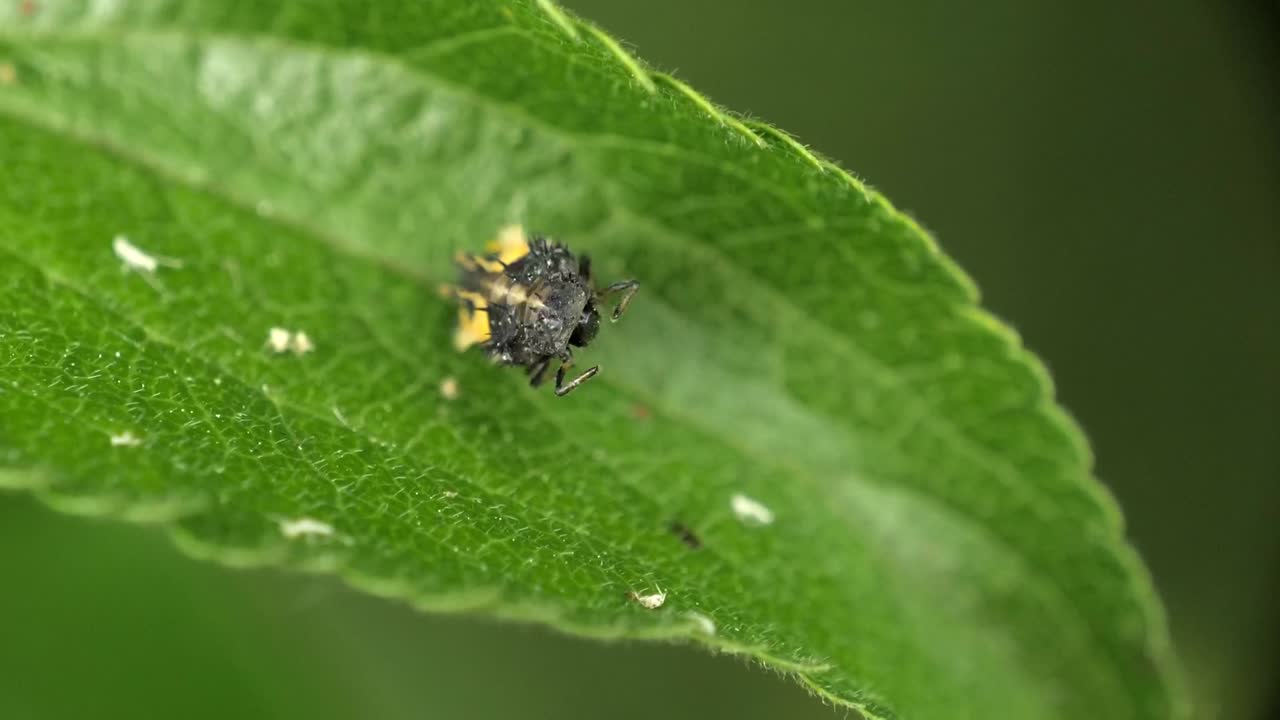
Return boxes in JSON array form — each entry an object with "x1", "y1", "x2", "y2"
[
  {"x1": 485, "y1": 224, "x2": 531, "y2": 266},
  {"x1": 452, "y1": 290, "x2": 490, "y2": 351},
  {"x1": 452, "y1": 225, "x2": 534, "y2": 352},
  {"x1": 486, "y1": 275, "x2": 532, "y2": 306}
]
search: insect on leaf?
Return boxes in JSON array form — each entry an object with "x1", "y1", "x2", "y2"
[{"x1": 0, "y1": 2, "x2": 1186, "y2": 719}]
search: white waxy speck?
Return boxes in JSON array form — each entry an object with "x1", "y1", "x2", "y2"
[
  {"x1": 290, "y1": 331, "x2": 314, "y2": 355},
  {"x1": 731, "y1": 493, "x2": 774, "y2": 526},
  {"x1": 267, "y1": 327, "x2": 291, "y2": 353},
  {"x1": 109, "y1": 431, "x2": 142, "y2": 447},
  {"x1": 687, "y1": 612, "x2": 716, "y2": 635},
  {"x1": 112, "y1": 235, "x2": 181, "y2": 277},
  {"x1": 278, "y1": 517, "x2": 334, "y2": 539},
  {"x1": 113, "y1": 235, "x2": 158, "y2": 272},
  {"x1": 266, "y1": 328, "x2": 314, "y2": 356},
  {"x1": 439, "y1": 376, "x2": 460, "y2": 400},
  {"x1": 630, "y1": 587, "x2": 667, "y2": 610}
]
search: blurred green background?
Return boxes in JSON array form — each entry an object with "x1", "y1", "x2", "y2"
[{"x1": 2, "y1": 1, "x2": 1275, "y2": 719}]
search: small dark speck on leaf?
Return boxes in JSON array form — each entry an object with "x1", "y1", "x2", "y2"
[{"x1": 669, "y1": 521, "x2": 702, "y2": 550}]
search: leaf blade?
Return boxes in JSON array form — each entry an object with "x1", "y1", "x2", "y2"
[{"x1": 0, "y1": 2, "x2": 1185, "y2": 719}]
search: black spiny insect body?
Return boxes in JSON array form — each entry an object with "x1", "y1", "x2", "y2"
[{"x1": 453, "y1": 236, "x2": 638, "y2": 396}]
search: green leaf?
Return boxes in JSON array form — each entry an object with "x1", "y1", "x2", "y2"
[{"x1": 0, "y1": 2, "x2": 1185, "y2": 718}]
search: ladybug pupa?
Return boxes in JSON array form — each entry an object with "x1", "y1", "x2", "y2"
[{"x1": 449, "y1": 233, "x2": 638, "y2": 397}]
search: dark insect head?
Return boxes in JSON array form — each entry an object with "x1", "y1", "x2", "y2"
[{"x1": 569, "y1": 300, "x2": 601, "y2": 347}]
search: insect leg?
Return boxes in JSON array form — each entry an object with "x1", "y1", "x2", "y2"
[
  {"x1": 597, "y1": 280, "x2": 640, "y2": 321},
  {"x1": 528, "y1": 356, "x2": 552, "y2": 387},
  {"x1": 578, "y1": 254, "x2": 592, "y2": 282},
  {"x1": 554, "y1": 350, "x2": 599, "y2": 397}
]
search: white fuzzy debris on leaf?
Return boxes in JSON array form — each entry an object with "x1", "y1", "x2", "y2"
[
  {"x1": 731, "y1": 493, "x2": 775, "y2": 526},
  {"x1": 267, "y1": 327, "x2": 292, "y2": 353},
  {"x1": 109, "y1": 431, "x2": 142, "y2": 447},
  {"x1": 290, "y1": 331, "x2": 315, "y2": 355},
  {"x1": 112, "y1": 235, "x2": 157, "y2": 272},
  {"x1": 630, "y1": 587, "x2": 667, "y2": 610},
  {"x1": 266, "y1": 328, "x2": 314, "y2": 356},
  {"x1": 279, "y1": 517, "x2": 334, "y2": 539},
  {"x1": 112, "y1": 235, "x2": 181, "y2": 273},
  {"x1": 686, "y1": 612, "x2": 716, "y2": 635}
]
